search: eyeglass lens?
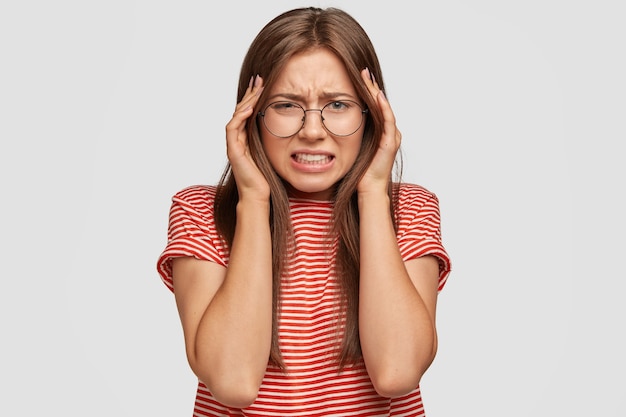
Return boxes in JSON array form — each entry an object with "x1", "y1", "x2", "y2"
[{"x1": 261, "y1": 101, "x2": 366, "y2": 137}]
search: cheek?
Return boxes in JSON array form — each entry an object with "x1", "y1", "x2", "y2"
[
  {"x1": 260, "y1": 134, "x2": 283, "y2": 167},
  {"x1": 259, "y1": 130, "x2": 272, "y2": 155},
  {"x1": 345, "y1": 136, "x2": 364, "y2": 163},
  {"x1": 346, "y1": 149, "x2": 361, "y2": 169}
]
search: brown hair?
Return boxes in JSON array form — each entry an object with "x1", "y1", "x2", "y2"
[{"x1": 214, "y1": 7, "x2": 400, "y2": 368}]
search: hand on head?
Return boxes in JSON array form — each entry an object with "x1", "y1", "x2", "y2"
[
  {"x1": 357, "y1": 67, "x2": 402, "y2": 195},
  {"x1": 225, "y1": 75, "x2": 270, "y2": 202}
]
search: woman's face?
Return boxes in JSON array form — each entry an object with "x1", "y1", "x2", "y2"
[{"x1": 259, "y1": 48, "x2": 365, "y2": 200}]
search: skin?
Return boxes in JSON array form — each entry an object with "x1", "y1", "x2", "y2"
[
  {"x1": 260, "y1": 49, "x2": 365, "y2": 200},
  {"x1": 171, "y1": 48, "x2": 440, "y2": 407}
]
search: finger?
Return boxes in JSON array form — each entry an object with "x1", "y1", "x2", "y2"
[
  {"x1": 361, "y1": 68, "x2": 379, "y2": 99},
  {"x1": 227, "y1": 76, "x2": 265, "y2": 132},
  {"x1": 359, "y1": 69, "x2": 401, "y2": 151},
  {"x1": 364, "y1": 80, "x2": 399, "y2": 149},
  {"x1": 360, "y1": 68, "x2": 395, "y2": 122},
  {"x1": 376, "y1": 90, "x2": 400, "y2": 146},
  {"x1": 233, "y1": 75, "x2": 265, "y2": 114}
]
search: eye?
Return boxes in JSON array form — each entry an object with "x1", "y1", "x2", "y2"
[
  {"x1": 325, "y1": 101, "x2": 353, "y2": 113},
  {"x1": 269, "y1": 101, "x2": 301, "y2": 115}
]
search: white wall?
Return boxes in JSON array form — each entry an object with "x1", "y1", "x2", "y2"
[{"x1": 1, "y1": 0, "x2": 624, "y2": 415}]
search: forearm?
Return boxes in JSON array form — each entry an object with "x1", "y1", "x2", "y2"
[
  {"x1": 195, "y1": 199, "x2": 273, "y2": 402},
  {"x1": 358, "y1": 192, "x2": 436, "y2": 396}
]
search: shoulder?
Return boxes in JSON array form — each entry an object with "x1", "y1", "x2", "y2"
[
  {"x1": 396, "y1": 183, "x2": 439, "y2": 210},
  {"x1": 174, "y1": 184, "x2": 217, "y2": 200},
  {"x1": 170, "y1": 185, "x2": 218, "y2": 217},
  {"x1": 173, "y1": 184, "x2": 217, "y2": 204}
]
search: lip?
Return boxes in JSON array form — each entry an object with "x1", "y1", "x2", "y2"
[{"x1": 290, "y1": 150, "x2": 335, "y2": 172}]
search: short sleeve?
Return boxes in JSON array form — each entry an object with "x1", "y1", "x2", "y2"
[
  {"x1": 156, "y1": 185, "x2": 229, "y2": 292},
  {"x1": 396, "y1": 184, "x2": 452, "y2": 292}
]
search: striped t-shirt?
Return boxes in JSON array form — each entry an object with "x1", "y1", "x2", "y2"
[{"x1": 157, "y1": 183, "x2": 451, "y2": 416}]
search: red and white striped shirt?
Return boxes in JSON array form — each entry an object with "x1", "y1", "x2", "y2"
[{"x1": 157, "y1": 183, "x2": 451, "y2": 416}]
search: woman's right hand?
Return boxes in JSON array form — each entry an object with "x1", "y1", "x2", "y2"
[{"x1": 225, "y1": 75, "x2": 270, "y2": 202}]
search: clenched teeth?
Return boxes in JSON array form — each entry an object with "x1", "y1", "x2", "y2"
[{"x1": 293, "y1": 153, "x2": 332, "y2": 164}]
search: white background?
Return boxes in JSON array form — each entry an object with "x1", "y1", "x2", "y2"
[{"x1": 1, "y1": 0, "x2": 624, "y2": 415}]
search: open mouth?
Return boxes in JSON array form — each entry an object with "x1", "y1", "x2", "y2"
[{"x1": 292, "y1": 153, "x2": 334, "y2": 165}]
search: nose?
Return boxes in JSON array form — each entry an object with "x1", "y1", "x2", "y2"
[{"x1": 299, "y1": 109, "x2": 326, "y2": 140}]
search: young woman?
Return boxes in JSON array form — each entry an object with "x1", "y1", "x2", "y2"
[{"x1": 157, "y1": 7, "x2": 451, "y2": 416}]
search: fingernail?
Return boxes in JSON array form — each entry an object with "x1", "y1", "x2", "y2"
[
  {"x1": 254, "y1": 74, "x2": 261, "y2": 87},
  {"x1": 249, "y1": 76, "x2": 254, "y2": 88}
]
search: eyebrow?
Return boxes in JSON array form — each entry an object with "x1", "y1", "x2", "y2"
[{"x1": 266, "y1": 91, "x2": 358, "y2": 102}]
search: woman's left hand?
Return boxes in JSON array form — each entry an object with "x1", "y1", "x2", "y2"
[{"x1": 357, "y1": 68, "x2": 402, "y2": 195}]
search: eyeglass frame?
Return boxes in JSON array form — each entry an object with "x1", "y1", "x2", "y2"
[{"x1": 257, "y1": 100, "x2": 369, "y2": 138}]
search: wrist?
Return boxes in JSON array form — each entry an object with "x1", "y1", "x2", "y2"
[
  {"x1": 357, "y1": 176, "x2": 390, "y2": 198},
  {"x1": 357, "y1": 189, "x2": 390, "y2": 209},
  {"x1": 236, "y1": 198, "x2": 270, "y2": 217}
]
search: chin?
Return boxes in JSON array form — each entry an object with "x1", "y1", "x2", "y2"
[{"x1": 286, "y1": 183, "x2": 336, "y2": 200}]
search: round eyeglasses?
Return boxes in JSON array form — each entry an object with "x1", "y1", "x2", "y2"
[{"x1": 258, "y1": 100, "x2": 368, "y2": 138}]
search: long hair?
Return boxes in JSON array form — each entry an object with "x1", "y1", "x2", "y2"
[{"x1": 214, "y1": 7, "x2": 400, "y2": 369}]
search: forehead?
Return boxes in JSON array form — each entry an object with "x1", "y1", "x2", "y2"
[{"x1": 269, "y1": 48, "x2": 357, "y2": 99}]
